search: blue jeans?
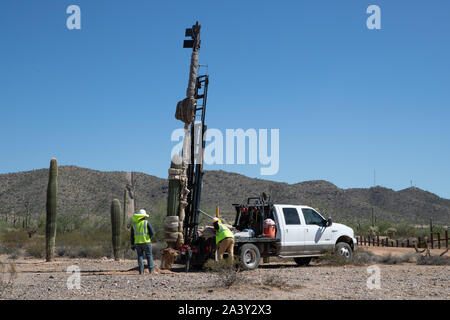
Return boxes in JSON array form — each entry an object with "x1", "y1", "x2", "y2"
[{"x1": 135, "y1": 243, "x2": 154, "y2": 274}]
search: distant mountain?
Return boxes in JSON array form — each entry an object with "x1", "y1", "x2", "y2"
[{"x1": 0, "y1": 166, "x2": 449, "y2": 224}]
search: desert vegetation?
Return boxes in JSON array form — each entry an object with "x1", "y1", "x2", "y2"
[{"x1": 0, "y1": 201, "x2": 167, "y2": 260}]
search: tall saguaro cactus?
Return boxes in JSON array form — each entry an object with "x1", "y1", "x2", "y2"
[
  {"x1": 167, "y1": 154, "x2": 182, "y2": 217},
  {"x1": 45, "y1": 158, "x2": 58, "y2": 262},
  {"x1": 123, "y1": 189, "x2": 127, "y2": 227},
  {"x1": 110, "y1": 199, "x2": 121, "y2": 261}
]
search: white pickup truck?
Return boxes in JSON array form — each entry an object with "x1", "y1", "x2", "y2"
[{"x1": 231, "y1": 199, "x2": 357, "y2": 270}]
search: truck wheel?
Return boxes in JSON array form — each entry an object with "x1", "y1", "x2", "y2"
[
  {"x1": 239, "y1": 244, "x2": 260, "y2": 270},
  {"x1": 336, "y1": 242, "x2": 353, "y2": 260},
  {"x1": 294, "y1": 257, "x2": 311, "y2": 266}
]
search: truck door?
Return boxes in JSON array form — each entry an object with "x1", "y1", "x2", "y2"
[
  {"x1": 279, "y1": 206, "x2": 305, "y2": 255},
  {"x1": 301, "y1": 208, "x2": 334, "y2": 254}
]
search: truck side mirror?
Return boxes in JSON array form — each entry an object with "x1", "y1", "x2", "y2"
[{"x1": 326, "y1": 218, "x2": 332, "y2": 227}]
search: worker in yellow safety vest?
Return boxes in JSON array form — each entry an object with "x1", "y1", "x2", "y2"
[
  {"x1": 211, "y1": 218, "x2": 235, "y2": 261},
  {"x1": 131, "y1": 209, "x2": 155, "y2": 274}
]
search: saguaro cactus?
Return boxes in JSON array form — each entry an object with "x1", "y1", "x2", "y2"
[
  {"x1": 45, "y1": 158, "x2": 58, "y2": 262},
  {"x1": 122, "y1": 189, "x2": 127, "y2": 227},
  {"x1": 167, "y1": 154, "x2": 182, "y2": 217},
  {"x1": 110, "y1": 199, "x2": 121, "y2": 261}
]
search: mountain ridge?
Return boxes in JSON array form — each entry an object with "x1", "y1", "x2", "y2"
[{"x1": 0, "y1": 166, "x2": 449, "y2": 224}]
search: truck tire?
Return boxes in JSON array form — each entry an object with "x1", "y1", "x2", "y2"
[
  {"x1": 294, "y1": 257, "x2": 311, "y2": 266},
  {"x1": 239, "y1": 244, "x2": 260, "y2": 270},
  {"x1": 336, "y1": 242, "x2": 353, "y2": 260}
]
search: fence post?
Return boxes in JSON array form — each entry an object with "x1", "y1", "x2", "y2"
[
  {"x1": 418, "y1": 237, "x2": 421, "y2": 248},
  {"x1": 437, "y1": 233, "x2": 441, "y2": 249},
  {"x1": 377, "y1": 236, "x2": 380, "y2": 246},
  {"x1": 446, "y1": 230, "x2": 448, "y2": 249},
  {"x1": 430, "y1": 233, "x2": 434, "y2": 249},
  {"x1": 396, "y1": 239, "x2": 399, "y2": 247},
  {"x1": 407, "y1": 239, "x2": 410, "y2": 247}
]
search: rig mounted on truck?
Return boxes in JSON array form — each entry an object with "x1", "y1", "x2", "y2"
[{"x1": 161, "y1": 22, "x2": 357, "y2": 272}]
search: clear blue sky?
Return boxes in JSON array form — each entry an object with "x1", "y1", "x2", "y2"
[{"x1": 1, "y1": 1, "x2": 449, "y2": 199}]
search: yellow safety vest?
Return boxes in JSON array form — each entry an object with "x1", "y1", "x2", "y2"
[
  {"x1": 133, "y1": 220, "x2": 151, "y2": 244},
  {"x1": 215, "y1": 222, "x2": 234, "y2": 245}
]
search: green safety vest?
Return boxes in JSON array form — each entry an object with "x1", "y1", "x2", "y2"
[
  {"x1": 215, "y1": 222, "x2": 234, "y2": 245},
  {"x1": 133, "y1": 220, "x2": 151, "y2": 244}
]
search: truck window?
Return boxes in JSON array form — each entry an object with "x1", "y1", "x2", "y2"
[
  {"x1": 302, "y1": 209, "x2": 325, "y2": 226},
  {"x1": 282, "y1": 208, "x2": 301, "y2": 225}
]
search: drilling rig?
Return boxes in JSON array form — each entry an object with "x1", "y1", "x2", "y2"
[{"x1": 161, "y1": 22, "x2": 215, "y2": 271}]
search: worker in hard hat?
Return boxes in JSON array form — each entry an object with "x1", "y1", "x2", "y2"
[
  {"x1": 211, "y1": 218, "x2": 235, "y2": 262},
  {"x1": 131, "y1": 209, "x2": 155, "y2": 274}
]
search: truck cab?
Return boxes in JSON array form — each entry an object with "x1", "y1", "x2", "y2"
[{"x1": 232, "y1": 199, "x2": 357, "y2": 270}]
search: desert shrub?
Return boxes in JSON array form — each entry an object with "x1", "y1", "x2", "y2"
[
  {"x1": 351, "y1": 248, "x2": 376, "y2": 265},
  {"x1": 398, "y1": 252, "x2": 417, "y2": 263},
  {"x1": 204, "y1": 258, "x2": 243, "y2": 288},
  {"x1": 375, "y1": 253, "x2": 417, "y2": 265},
  {"x1": 385, "y1": 227, "x2": 397, "y2": 238},
  {"x1": 0, "y1": 229, "x2": 29, "y2": 253},
  {"x1": 316, "y1": 250, "x2": 348, "y2": 266},
  {"x1": 55, "y1": 228, "x2": 111, "y2": 258},
  {"x1": 395, "y1": 224, "x2": 416, "y2": 238},
  {"x1": 376, "y1": 253, "x2": 400, "y2": 264},
  {"x1": 263, "y1": 274, "x2": 288, "y2": 288},
  {"x1": 25, "y1": 238, "x2": 45, "y2": 258},
  {"x1": 368, "y1": 226, "x2": 379, "y2": 238},
  {"x1": 376, "y1": 221, "x2": 395, "y2": 235},
  {"x1": 416, "y1": 255, "x2": 449, "y2": 266}
]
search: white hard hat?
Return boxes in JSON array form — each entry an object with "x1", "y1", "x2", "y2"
[{"x1": 138, "y1": 209, "x2": 147, "y2": 215}]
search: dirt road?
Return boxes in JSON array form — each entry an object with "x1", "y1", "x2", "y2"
[{"x1": 1, "y1": 250, "x2": 449, "y2": 300}]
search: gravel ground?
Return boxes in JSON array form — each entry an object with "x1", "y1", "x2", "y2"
[{"x1": 1, "y1": 254, "x2": 449, "y2": 300}]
